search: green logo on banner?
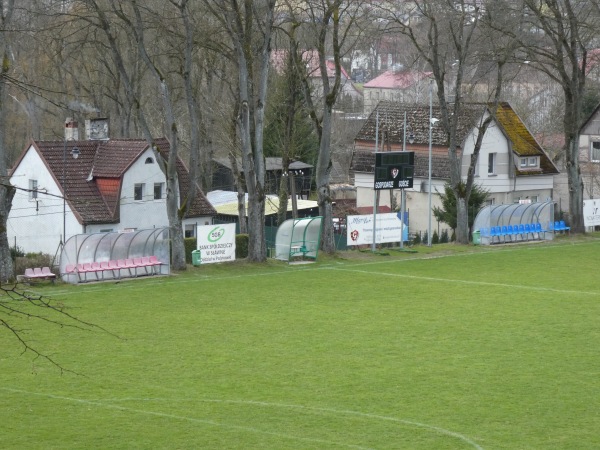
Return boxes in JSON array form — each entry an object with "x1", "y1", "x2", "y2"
[{"x1": 207, "y1": 226, "x2": 226, "y2": 242}]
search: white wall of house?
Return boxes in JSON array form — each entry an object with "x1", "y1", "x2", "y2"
[
  {"x1": 579, "y1": 119, "x2": 600, "y2": 200},
  {"x1": 460, "y1": 117, "x2": 554, "y2": 205},
  {"x1": 119, "y1": 148, "x2": 169, "y2": 230},
  {"x1": 8, "y1": 145, "x2": 82, "y2": 255}
]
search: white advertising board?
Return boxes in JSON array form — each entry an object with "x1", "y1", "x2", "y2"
[
  {"x1": 583, "y1": 199, "x2": 600, "y2": 227},
  {"x1": 346, "y1": 213, "x2": 408, "y2": 246},
  {"x1": 196, "y1": 223, "x2": 236, "y2": 264}
]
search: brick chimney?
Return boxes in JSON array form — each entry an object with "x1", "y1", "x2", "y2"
[{"x1": 65, "y1": 118, "x2": 79, "y2": 141}]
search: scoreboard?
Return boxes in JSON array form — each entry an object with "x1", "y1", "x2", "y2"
[{"x1": 374, "y1": 151, "x2": 415, "y2": 190}]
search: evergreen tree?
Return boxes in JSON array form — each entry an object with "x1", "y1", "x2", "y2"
[{"x1": 433, "y1": 183, "x2": 489, "y2": 233}]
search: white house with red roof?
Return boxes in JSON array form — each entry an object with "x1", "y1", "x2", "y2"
[
  {"x1": 8, "y1": 119, "x2": 215, "y2": 255},
  {"x1": 362, "y1": 69, "x2": 432, "y2": 114}
]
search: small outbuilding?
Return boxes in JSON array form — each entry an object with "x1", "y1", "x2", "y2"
[
  {"x1": 60, "y1": 228, "x2": 170, "y2": 284},
  {"x1": 473, "y1": 201, "x2": 555, "y2": 245},
  {"x1": 274, "y1": 217, "x2": 323, "y2": 262}
]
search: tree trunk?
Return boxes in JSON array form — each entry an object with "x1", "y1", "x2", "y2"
[
  {"x1": 456, "y1": 197, "x2": 469, "y2": 244},
  {"x1": 316, "y1": 105, "x2": 335, "y2": 253},
  {"x1": 0, "y1": 0, "x2": 15, "y2": 282},
  {"x1": 565, "y1": 134, "x2": 584, "y2": 232}
]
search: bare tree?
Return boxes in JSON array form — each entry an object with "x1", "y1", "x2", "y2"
[
  {"x1": 379, "y1": 0, "x2": 512, "y2": 244},
  {"x1": 283, "y1": 0, "x2": 363, "y2": 253},
  {"x1": 0, "y1": 0, "x2": 17, "y2": 281},
  {"x1": 204, "y1": 0, "x2": 277, "y2": 262},
  {"x1": 494, "y1": 0, "x2": 600, "y2": 233}
]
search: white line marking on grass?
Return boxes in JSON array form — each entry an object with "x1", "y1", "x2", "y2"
[
  {"x1": 326, "y1": 267, "x2": 600, "y2": 296},
  {"x1": 1, "y1": 387, "x2": 371, "y2": 450},
  {"x1": 197, "y1": 399, "x2": 484, "y2": 450}
]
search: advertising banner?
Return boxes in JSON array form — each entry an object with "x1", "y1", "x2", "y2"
[
  {"x1": 583, "y1": 199, "x2": 600, "y2": 227},
  {"x1": 346, "y1": 213, "x2": 408, "y2": 246},
  {"x1": 196, "y1": 223, "x2": 236, "y2": 264}
]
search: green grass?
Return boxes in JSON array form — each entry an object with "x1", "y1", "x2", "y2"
[{"x1": 2, "y1": 236, "x2": 600, "y2": 449}]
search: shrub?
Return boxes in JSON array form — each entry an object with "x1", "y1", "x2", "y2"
[
  {"x1": 440, "y1": 229, "x2": 449, "y2": 243},
  {"x1": 412, "y1": 232, "x2": 421, "y2": 245},
  {"x1": 422, "y1": 231, "x2": 428, "y2": 245},
  {"x1": 15, "y1": 252, "x2": 55, "y2": 276},
  {"x1": 10, "y1": 245, "x2": 25, "y2": 259},
  {"x1": 432, "y1": 230, "x2": 440, "y2": 244},
  {"x1": 184, "y1": 237, "x2": 196, "y2": 264},
  {"x1": 236, "y1": 234, "x2": 249, "y2": 259}
]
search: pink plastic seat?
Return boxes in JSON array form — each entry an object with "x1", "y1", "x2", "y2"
[
  {"x1": 125, "y1": 258, "x2": 138, "y2": 276},
  {"x1": 108, "y1": 260, "x2": 120, "y2": 278},
  {"x1": 41, "y1": 267, "x2": 56, "y2": 278},
  {"x1": 99, "y1": 261, "x2": 111, "y2": 279}
]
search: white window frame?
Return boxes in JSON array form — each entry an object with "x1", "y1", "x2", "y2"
[
  {"x1": 488, "y1": 153, "x2": 497, "y2": 175},
  {"x1": 134, "y1": 183, "x2": 145, "y2": 201},
  {"x1": 520, "y1": 157, "x2": 528, "y2": 168},
  {"x1": 29, "y1": 179, "x2": 38, "y2": 200},
  {"x1": 591, "y1": 141, "x2": 600, "y2": 162}
]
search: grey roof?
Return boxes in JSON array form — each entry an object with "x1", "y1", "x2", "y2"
[{"x1": 355, "y1": 101, "x2": 485, "y2": 147}]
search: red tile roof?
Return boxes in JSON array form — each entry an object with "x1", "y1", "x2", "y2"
[
  {"x1": 364, "y1": 70, "x2": 432, "y2": 89},
  {"x1": 17, "y1": 138, "x2": 215, "y2": 226}
]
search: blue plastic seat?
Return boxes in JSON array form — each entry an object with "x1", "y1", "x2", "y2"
[
  {"x1": 508, "y1": 225, "x2": 516, "y2": 241},
  {"x1": 559, "y1": 220, "x2": 570, "y2": 233},
  {"x1": 524, "y1": 223, "x2": 532, "y2": 239},
  {"x1": 517, "y1": 224, "x2": 525, "y2": 240},
  {"x1": 535, "y1": 222, "x2": 545, "y2": 239},
  {"x1": 490, "y1": 226, "x2": 499, "y2": 243}
]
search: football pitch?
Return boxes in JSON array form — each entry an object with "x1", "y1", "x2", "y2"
[{"x1": 2, "y1": 236, "x2": 600, "y2": 449}]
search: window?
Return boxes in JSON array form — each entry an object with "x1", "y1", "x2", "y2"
[
  {"x1": 134, "y1": 183, "x2": 144, "y2": 201},
  {"x1": 520, "y1": 156, "x2": 538, "y2": 169},
  {"x1": 592, "y1": 142, "x2": 600, "y2": 162},
  {"x1": 145, "y1": 157, "x2": 154, "y2": 164},
  {"x1": 184, "y1": 224, "x2": 195, "y2": 238},
  {"x1": 29, "y1": 179, "x2": 38, "y2": 200},
  {"x1": 488, "y1": 153, "x2": 496, "y2": 175},
  {"x1": 154, "y1": 182, "x2": 164, "y2": 200}
]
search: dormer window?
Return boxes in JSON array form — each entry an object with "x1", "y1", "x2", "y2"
[
  {"x1": 145, "y1": 157, "x2": 154, "y2": 164},
  {"x1": 591, "y1": 142, "x2": 600, "y2": 163},
  {"x1": 520, "y1": 156, "x2": 539, "y2": 169}
]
